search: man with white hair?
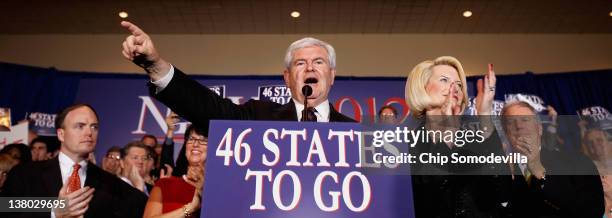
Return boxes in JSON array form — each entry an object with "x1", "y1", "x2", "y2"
[
  {"x1": 500, "y1": 101, "x2": 603, "y2": 218},
  {"x1": 119, "y1": 21, "x2": 354, "y2": 133}
]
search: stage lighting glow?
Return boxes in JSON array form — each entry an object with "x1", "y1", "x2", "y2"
[
  {"x1": 291, "y1": 11, "x2": 300, "y2": 18},
  {"x1": 119, "y1": 11, "x2": 128, "y2": 18}
]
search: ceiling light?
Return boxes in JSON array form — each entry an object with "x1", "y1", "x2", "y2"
[
  {"x1": 463, "y1": 10, "x2": 472, "y2": 18},
  {"x1": 119, "y1": 11, "x2": 129, "y2": 19},
  {"x1": 609, "y1": 11, "x2": 612, "y2": 17},
  {"x1": 291, "y1": 11, "x2": 300, "y2": 18}
]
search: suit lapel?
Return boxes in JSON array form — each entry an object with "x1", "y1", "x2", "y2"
[
  {"x1": 84, "y1": 161, "x2": 100, "y2": 188},
  {"x1": 329, "y1": 103, "x2": 346, "y2": 122},
  {"x1": 275, "y1": 100, "x2": 298, "y2": 121},
  {"x1": 42, "y1": 157, "x2": 63, "y2": 196},
  {"x1": 84, "y1": 163, "x2": 105, "y2": 217},
  {"x1": 510, "y1": 163, "x2": 530, "y2": 190}
]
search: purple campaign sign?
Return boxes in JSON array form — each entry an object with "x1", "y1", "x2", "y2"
[{"x1": 202, "y1": 120, "x2": 414, "y2": 218}]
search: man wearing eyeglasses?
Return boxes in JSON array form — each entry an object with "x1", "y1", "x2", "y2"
[
  {"x1": 119, "y1": 141, "x2": 153, "y2": 195},
  {"x1": 102, "y1": 146, "x2": 121, "y2": 175},
  {"x1": 378, "y1": 105, "x2": 399, "y2": 124}
]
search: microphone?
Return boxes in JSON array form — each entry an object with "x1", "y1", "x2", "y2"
[
  {"x1": 302, "y1": 85, "x2": 313, "y2": 98},
  {"x1": 301, "y1": 85, "x2": 313, "y2": 121}
]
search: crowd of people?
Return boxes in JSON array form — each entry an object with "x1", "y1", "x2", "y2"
[
  {"x1": 0, "y1": 105, "x2": 207, "y2": 218},
  {"x1": 0, "y1": 20, "x2": 609, "y2": 218}
]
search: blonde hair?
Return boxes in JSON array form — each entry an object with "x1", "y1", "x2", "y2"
[{"x1": 405, "y1": 56, "x2": 468, "y2": 118}]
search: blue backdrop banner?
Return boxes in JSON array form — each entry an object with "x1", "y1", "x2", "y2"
[
  {"x1": 1, "y1": 62, "x2": 611, "y2": 162},
  {"x1": 72, "y1": 74, "x2": 410, "y2": 163}
]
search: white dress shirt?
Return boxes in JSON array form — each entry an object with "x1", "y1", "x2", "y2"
[
  {"x1": 294, "y1": 100, "x2": 330, "y2": 122},
  {"x1": 58, "y1": 152, "x2": 88, "y2": 191},
  {"x1": 151, "y1": 65, "x2": 175, "y2": 93},
  {"x1": 52, "y1": 152, "x2": 88, "y2": 218}
]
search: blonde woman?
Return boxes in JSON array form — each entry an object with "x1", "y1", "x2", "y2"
[
  {"x1": 406, "y1": 56, "x2": 496, "y2": 117},
  {"x1": 405, "y1": 56, "x2": 507, "y2": 217}
]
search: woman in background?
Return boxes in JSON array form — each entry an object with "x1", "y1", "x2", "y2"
[{"x1": 143, "y1": 124, "x2": 207, "y2": 218}]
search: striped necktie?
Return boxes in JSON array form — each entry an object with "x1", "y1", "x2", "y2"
[{"x1": 301, "y1": 107, "x2": 318, "y2": 122}]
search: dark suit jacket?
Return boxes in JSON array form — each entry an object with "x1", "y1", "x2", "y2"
[
  {"x1": 2, "y1": 157, "x2": 148, "y2": 218},
  {"x1": 145, "y1": 183, "x2": 153, "y2": 195},
  {"x1": 410, "y1": 129, "x2": 511, "y2": 218},
  {"x1": 149, "y1": 67, "x2": 355, "y2": 136},
  {"x1": 159, "y1": 136, "x2": 176, "y2": 168},
  {"x1": 505, "y1": 149, "x2": 604, "y2": 218}
]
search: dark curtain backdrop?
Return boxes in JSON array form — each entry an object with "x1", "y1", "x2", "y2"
[
  {"x1": 466, "y1": 70, "x2": 612, "y2": 114},
  {"x1": 1, "y1": 62, "x2": 80, "y2": 124}
]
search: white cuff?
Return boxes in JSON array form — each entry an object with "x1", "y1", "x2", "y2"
[
  {"x1": 546, "y1": 125, "x2": 557, "y2": 134},
  {"x1": 151, "y1": 65, "x2": 175, "y2": 94}
]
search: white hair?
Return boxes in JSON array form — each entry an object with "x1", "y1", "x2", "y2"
[
  {"x1": 284, "y1": 37, "x2": 336, "y2": 70},
  {"x1": 500, "y1": 100, "x2": 542, "y2": 129}
]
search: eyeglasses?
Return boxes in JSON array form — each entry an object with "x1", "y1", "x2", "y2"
[
  {"x1": 128, "y1": 155, "x2": 151, "y2": 162},
  {"x1": 105, "y1": 154, "x2": 120, "y2": 160},
  {"x1": 380, "y1": 114, "x2": 397, "y2": 118},
  {"x1": 187, "y1": 137, "x2": 208, "y2": 145}
]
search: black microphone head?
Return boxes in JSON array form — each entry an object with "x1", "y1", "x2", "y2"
[{"x1": 302, "y1": 85, "x2": 313, "y2": 97}]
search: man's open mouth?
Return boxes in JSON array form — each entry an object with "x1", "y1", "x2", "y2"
[{"x1": 305, "y1": 77, "x2": 318, "y2": 84}]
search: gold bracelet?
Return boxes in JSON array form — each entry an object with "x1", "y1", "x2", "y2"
[{"x1": 183, "y1": 204, "x2": 192, "y2": 218}]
